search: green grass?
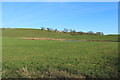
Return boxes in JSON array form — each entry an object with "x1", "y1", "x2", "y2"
[
  {"x1": 2, "y1": 37, "x2": 118, "y2": 78},
  {"x1": 2, "y1": 28, "x2": 118, "y2": 40},
  {"x1": 2, "y1": 28, "x2": 119, "y2": 78}
]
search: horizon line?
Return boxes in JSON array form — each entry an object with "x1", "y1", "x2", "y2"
[{"x1": 1, "y1": 27, "x2": 119, "y2": 35}]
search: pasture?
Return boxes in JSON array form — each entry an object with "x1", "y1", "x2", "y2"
[{"x1": 2, "y1": 29, "x2": 119, "y2": 78}]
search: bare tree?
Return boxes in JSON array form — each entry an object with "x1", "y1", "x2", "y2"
[
  {"x1": 63, "y1": 28, "x2": 69, "y2": 33},
  {"x1": 96, "y1": 32, "x2": 104, "y2": 35},
  {"x1": 70, "y1": 29, "x2": 76, "y2": 33},
  {"x1": 87, "y1": 31, "x2": 94, "y2": 35},
  {"x1": 72, "y1": 30, "x2": 76, "y2": 33},
  {"x1": 46, "y1": 28, "x2": 53, "y2": 32},
  {"x1": 41, "y1": 27, "x2": 45, "y2": 31}
]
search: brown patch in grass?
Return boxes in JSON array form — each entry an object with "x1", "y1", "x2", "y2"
[{"x1": 18, "y1": 37, "x2": 118, "y2": 42}]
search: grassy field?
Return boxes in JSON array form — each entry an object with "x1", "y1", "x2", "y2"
[
  {"x1": 2, "y1": 28, "x2": 119, "y2": 40},
  {"x1": 2, "y1": 28, "x2": 119, "y2": 78}
]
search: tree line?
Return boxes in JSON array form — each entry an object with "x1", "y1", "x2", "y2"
[{"x1": 40, "y1": 27, "x2": 104, "y2": 35}]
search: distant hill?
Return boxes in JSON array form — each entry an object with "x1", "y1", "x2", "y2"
[
  {"x1": 2, "y1": 28, "x2": 119, "y2": 41},
  {"x1": 106, "y1": 34, "x2": 120, "y2": 36}
]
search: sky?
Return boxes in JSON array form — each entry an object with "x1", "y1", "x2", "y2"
[
  {"x1": 2, "y1": 2, "x2": 118, "y2": 34},
  {"x1": 1, "y1": 0, "x2": 119, "y2": 2},
  {"x1": 0, "y1": 2, "x2": 2, "y2": 28}
]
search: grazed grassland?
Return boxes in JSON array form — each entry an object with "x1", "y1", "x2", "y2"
[{"x1": 2, "y1": 29, "x2": 119, "y2": 78}]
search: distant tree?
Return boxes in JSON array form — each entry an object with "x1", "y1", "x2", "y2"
[
  {"x1": 69, "y1": 29, "x2": 76, "y2": 33},
  {"x1": 72, "y1": 30, "x2": 76, "y2": 33},
  {"x1": 54, "y1": 29, "x2": 57, "y2": 32},
  {"x1": 96, "y1": 32, "x2": 104, "y2": 35},
  {"x1": 70, "y1": 29, "x2": 73, "y2": 33},
  {"x1": 46, "y1": 28, "x2": 50, "y2": 31},
  {"x1": 87, "y1": 31, "x2": 94, "y2": 35},
  {"x1": 50, "y1": 28, "x2": 53, "y2": 31},
  {"x1": 78, "y1": 31, "x2": 84, "y2": 35},
  {"x1": 63, "y1": 28, "x2": 69, "y2": 33},
  {"x1": 41, "y1": 27, "x2": 45, "y2": 31},
  {"x1": 84, "y1": 32, "x2": 88, "y2": 35},
  {"x1": 46, "y1": 28, "x2": 53, "y2": 32}
]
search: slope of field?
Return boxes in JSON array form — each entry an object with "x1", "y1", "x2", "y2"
[
  {"x1": 2, "y1": 28, "x2": 119, "y2": 41},
  {"x1": 2, "y1": 28, "x2": 119, "y2": 78}
]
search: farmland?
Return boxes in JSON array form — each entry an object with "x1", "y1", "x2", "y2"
[
  {"x1": 2, "y1": 28, "x2": 119, "y2": 78},
  {"x1": 2, "y1": 28, "x2": 119, "y2": 40}
]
